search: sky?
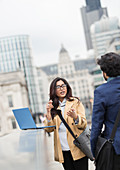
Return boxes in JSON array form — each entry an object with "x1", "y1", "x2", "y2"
[{"x1": 0, "y1": 0, "x2": 120, "y2": 67}]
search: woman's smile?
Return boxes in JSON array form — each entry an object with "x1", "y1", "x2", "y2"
[
  {"x1": 60, "y1": 91, "x2": 65, "y2": 95},
  {"x1": 56, "y1": 80, "x2": 67, "y2": 101}
]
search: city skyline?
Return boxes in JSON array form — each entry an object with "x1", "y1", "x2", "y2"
[{"x1": 0, "y1": 0, "x2": 120, "y2": 66}]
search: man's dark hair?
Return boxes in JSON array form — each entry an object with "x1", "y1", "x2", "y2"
[{"x1": 97, "y1": 52, "x2": 120, "y2": 77}]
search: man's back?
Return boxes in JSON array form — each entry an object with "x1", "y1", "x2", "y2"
[
  {"x1": 91, "y1": 77, "x2": 120, "y2": 155},
  {"x1": 91, "y1": 52, "x2": 120, "y2": 169}
]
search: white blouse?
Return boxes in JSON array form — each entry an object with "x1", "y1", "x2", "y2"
[{"x1": 58, "y1": 98, "x2": 70, "y2": 151}]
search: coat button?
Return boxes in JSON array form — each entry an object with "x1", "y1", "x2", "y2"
[
  {"x1": 76, "y1": 135, "x2": 78, "y2": 137},
  {"x1": 72, "y1": 123, "x2": 74, "y2": 125}
]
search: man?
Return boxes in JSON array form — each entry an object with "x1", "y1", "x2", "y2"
[{"x1": 90, "y1": 52, "x2": 120, "y2": 169}]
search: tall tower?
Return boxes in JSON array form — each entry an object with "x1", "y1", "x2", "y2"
[
  {"x1": 80, "y1": 0, "x2": 108, "y2": 50},
  {"x1": 86, "y1": 0, "x2": 101, "y2": 11},
  {"x1": 0, "y1": 35, "x2": 42, "y2": 115}
]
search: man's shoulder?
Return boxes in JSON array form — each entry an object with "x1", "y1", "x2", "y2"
[
  {"x1": 96, "y1": 77, "x2": 120, "y2": 92},
  {"x1": 95, "y1": 82, "x2": 108, "y2": 92}
]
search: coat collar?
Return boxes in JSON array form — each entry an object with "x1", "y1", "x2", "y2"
[
  {"x1": 57, "y1": 98, "x2": 74, "y2": 121},
  {"x1": 107, "y1": 76, "x2": 120, "y2": 82},
  {"x1": 59, "y1": 98, "x2": 66, "y2": 107}
]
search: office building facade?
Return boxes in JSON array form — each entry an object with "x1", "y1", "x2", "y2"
[
  {"x1": 107, "y1": 36, "x2": 120, "y2": 55},
  {"x1": 0, "y1": 71, "x2": 29, "y2": 135},
  {"x1": 90, "y1": 16, "x2": 120, "y2": 57},
  {"x1": 0, "y1": 35, "x2": 42, "y2": 115},
  {"x1": 80, "y1": 0, "x2": 108, "y2": 50},
  {"x1": 37, "y1": 45, "x2": 96, "y2": 122}
]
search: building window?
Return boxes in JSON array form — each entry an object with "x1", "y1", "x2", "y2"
[
  {"x1": 65, "y1": 65, "x2": 67, "y2": 69},
  {"x1": 61, "y1": 71, "x2": 63, "y2": 75},
  {"x1": 115, "y1": 45, "x2": 120, "y2": 51},
  {"x1": 37, "y1": 71, "x2": 41, "y2": 77},
  {"x1": 74, "y1": 91, "x2": 76, "y2": 96},
  {"x1": 8, "y1": 95, "x2": 13, "y2": 107},
  {"x1": 91, "y1": 69, "x2": 101, "y2": 75},
  {"x1": 94, "y1": 77, "x2": 104, "y2": 82},
  {"x1": 0, "y1": 119, "x2": 1, "y2": 131},
  {"x1": 41, "y1": 94, "x2": 44, "y2": 100},
  {"x1": 11, "y1": 118, "x2": 17, "y2": 129}
]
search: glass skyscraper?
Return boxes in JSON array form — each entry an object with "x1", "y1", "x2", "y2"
[
  {"x1": 80, "y1": 0, "x2": 108, "y2": 50},
  {"x1": 0, "y1": 35, "x2": 41, "y2": 114},
  {"x1": 86, "y1": 0, "x2": 101, "y2": 12}
]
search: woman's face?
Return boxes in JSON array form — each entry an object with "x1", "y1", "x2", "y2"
[{"x1": 55, "y1": 80, "x2": 67, "y2": 102}]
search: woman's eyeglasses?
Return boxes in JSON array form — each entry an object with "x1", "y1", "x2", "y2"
[{"x1": 56, "y1": 84, "x2": 67, "y2": 90}]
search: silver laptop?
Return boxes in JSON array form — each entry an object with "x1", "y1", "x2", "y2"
[{"x1": 12, "y1": 107, "x2": 55, "y2": 130}]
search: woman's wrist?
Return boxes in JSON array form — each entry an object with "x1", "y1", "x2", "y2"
[
  {"x1": 46, "y1": 112, "x2": 52, "y2": 120},
  {"x1": 46, "y1": 116, "x2": 51, "y2": 121},
  {"x1": 74, "y1": 114, "x2": 78, "y2": 120},
  {"x1": 74, "y1": 115, "x2": 79, "y2": 124}
]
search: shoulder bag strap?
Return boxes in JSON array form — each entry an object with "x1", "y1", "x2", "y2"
[
  {"x1": 57, "y1": 109, "x2": 77, "y2": 140},
  {"x1": 110, "y1": 108, "x2": 120, "y2": 141},
  {"x1": 58, "y1": 107, "x2": 120, "y2": 142}
]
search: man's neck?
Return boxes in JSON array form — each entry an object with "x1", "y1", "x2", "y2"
[{"x1": 107, "y1": 76, "x2": 120, "y2": 82}]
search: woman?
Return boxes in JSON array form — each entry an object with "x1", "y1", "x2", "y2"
[{"x1": 44, "y1": 77, "x2": 88, "y2": 170}]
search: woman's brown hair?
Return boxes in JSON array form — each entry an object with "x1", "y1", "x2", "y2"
[{"x1": 49, "y1": 77, "x2": 73, "y2": 118}]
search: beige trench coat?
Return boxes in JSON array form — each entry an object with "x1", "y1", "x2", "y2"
[{"x1": 44, "y1": 98, "x2": 87, "y2": 163}]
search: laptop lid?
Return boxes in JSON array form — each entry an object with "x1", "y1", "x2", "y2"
[
  {"x1": 12, "y1": 107, "x2": 56, "y2": 130},
  {"x1": 12, "y1": 107, "x2": 37, "y2": 130}
]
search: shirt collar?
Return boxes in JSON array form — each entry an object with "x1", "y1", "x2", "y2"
[
  {"x1": 107, "y1": 76, "x2": 120, "y2": 82},
  {"x1": 59, "y1": 98, "x2": 66, "y2": 107}
]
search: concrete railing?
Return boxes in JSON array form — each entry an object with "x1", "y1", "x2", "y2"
[{"x1": 0, "y1": 129, "x2": 49, "y2": 170}]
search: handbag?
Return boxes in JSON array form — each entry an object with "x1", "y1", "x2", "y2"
[
  {"x1": 56, "y1": 109, "x2": 94, "y2": 161},
  {"x1": 95, "y1": 108, "x2": 120, "y2": 170}
]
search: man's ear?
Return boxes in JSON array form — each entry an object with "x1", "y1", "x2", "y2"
[
  {"x1": 103, "y1": 72, "x2": 106, "y2": 77},
  {"x1": 103, "y1": 72, "x2": 109, "y2": 80}
]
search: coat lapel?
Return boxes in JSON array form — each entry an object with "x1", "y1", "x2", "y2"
[
  {"x1": 57, "y1": 99, "x2": 74, "y2": 126},
  {"x1": 57, "y1": 106, "x2": 62, "y2": 128},
  {"x1": 64, "y1": 100, "x2": 74, "y2": 121}
]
